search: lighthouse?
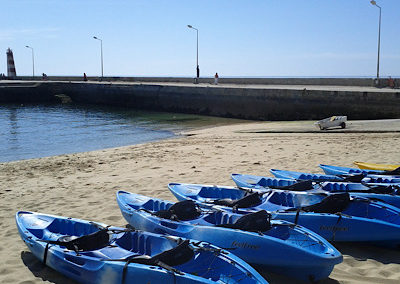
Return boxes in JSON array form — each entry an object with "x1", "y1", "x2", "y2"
[{"x1": 6, "y1": 48, "x2": 17, "y2": 78}]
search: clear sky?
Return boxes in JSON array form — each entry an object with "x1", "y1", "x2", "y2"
[{"x1": 1, "y1": 0, "x2": 399, "y2": 77}]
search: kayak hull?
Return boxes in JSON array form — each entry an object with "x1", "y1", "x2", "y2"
[
  {"x1": 117, "y1": 191, "x2": 342, "y2": 282},
  {"x1": 169, "y1": 183, "x2": 400, "y2": 248},
  {"x1": 16, "y1": 211, "x2": 266, "y2": 284},
  {"x1": 354, "y1": 161, "x2": 400, "y2": 171}
]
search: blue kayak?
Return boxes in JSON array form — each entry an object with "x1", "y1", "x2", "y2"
[
  {"x1": 168, "y1": 183, "x2": 400, "y2": 248},
  {"x1": 117, "y1": 191, "x2": 342, "y2": 282},
  {"x1": 232, "y1": 173, "x2": 400, "y2": 208},
  {"x1": 270, "y1": 168, "x2": 400, "y2": 184},
  {"x1": 16, "y1": 211, "x2": 268, "y2": 284},
  {"x1": 320, "y1": 164, "x2": 400, "y2": 178}
]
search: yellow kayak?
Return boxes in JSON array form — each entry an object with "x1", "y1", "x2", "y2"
[{"x1": 353, "y1": 161, "x2": 400, "y2": 171}]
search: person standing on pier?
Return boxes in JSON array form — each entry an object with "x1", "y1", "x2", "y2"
[
  {"x1": 388, "y1": 77, "x2": 395, "y2": 88},
  {"x1": 214, "y1": 73, "x2": 219, "y2": 85}
]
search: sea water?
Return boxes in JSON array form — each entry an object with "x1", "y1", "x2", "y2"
[{"x1": 0, "y1": 104, "x2": 243, "y2": 162}]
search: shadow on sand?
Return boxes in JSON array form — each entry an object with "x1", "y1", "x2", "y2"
[
  {"x1": 21, "y1": 251, "x2": 79, "y2": 284},
  {"x1": 21, "y1": 249, "x2": 340, "y2": 284},
  {"x1": 259, "y1": 270, "x2": 340, "y2": 284},
  {"x1": 334, "y1": 242, "x2": 400, "y2": 265}
]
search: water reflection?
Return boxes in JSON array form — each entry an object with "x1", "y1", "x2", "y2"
[{"x1": 8, "y1": 106, "x2": 19, "y2": 143}]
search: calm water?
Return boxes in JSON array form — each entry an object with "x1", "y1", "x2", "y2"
[{"x1": 0, "y1": 104, "x2": 243, "y2": 162}]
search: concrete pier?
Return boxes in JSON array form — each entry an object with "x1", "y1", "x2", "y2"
[{"x1": 1, "y1": 79, "x2": 400, "y2": 120}]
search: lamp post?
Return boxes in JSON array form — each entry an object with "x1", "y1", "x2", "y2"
[
  {"x1": 25, "y1": 45, "x2": 35, "y2": 79},
  {"x1": 93, "y1": 36, "x2": 104, "y2": 80},
  {"x1": 370, "y1": 0, "x2": 381, "y2": 85},
  {"x1": 187, "y1": 25, "x2": 199, "y2": 82}
]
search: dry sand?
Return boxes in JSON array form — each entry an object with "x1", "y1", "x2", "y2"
[{"x1": 1, "y1": 121, "x2": 400, "y2": 283}]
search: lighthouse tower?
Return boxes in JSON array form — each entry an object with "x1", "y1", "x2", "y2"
[{"x1": 6, "y1": 48, "x2": 17, "y2": 78}]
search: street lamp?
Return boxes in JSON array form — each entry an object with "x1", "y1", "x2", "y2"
[
  {"x1": 93, "y1": 36, "x2": 104, "y2": 80},
  {"x1": 187, "y1": 25, "x2": 199, "y2": 82},
  {"x1": 25, "y1": 45, "x2": 35, "y2": 79},
  {"x1": 370, "y1": 0, "x2": 381, "y2": 85}
]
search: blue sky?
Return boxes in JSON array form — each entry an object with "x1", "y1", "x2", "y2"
[{"x1": 1, "y1": 0, "x2": 399, "y2": 77}]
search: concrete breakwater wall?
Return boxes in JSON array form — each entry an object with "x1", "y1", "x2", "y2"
[
  {"x1": 15, "y1": 76, "x2": 383, "y2": 87},
  {"x1": 1, "y1": 82, "x2": 400, "y2": 120}
]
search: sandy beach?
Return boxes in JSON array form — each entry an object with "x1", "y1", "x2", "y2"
[{"x1": 1, "y1": 120, "x2": 400, "y2": 284}]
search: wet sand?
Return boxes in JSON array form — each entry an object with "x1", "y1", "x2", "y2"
[{"x1": 1, "y1": 120, "x2": 400, "y2": 283}]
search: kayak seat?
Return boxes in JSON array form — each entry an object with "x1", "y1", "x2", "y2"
[
  {"x1": 217, "y1": 210, "x2": 272, "y2": 233},
  {"x1": 198, "y1": 186, "x2": 244, "y2": 199},
  {"x1": 343, "y1": 184, "x2": 396, "y2": 194},
  {"x1": 298, "y1": 174, "x2": 316, "y2": 180},
  {"x1": 256, "y1": 177, "x2": 294, "y2": 188},
  {"x1": 45, "y1": 229, "x2": 110, "y2": 252},
  {"x1": 129, "y1": 239, "x2": 194, "y2": 267},
  {"x1": 268, "y1": 192, "x2": 296, "y2": 207},
  {"x1": 142, "y1": 199, "x2": 170, "y2": 212},
  {"x1": 270, "y1": 180, "x2": 314, "y2": 191},
  {"x1": 119, "y1": 239, "x2": 194, "y2": 282},
  {"x1": 301, "y1": 193, "x2": 351, "y2": 214},
  {"x1": 339, "y1": 174, "x2": 365, "y2": 183},
  {"x1": 203, "y1": 210, "x2": 235, "y2": 226},
  {"x1": 155, "y1": 200, "x2": 200, "y2": 221},
  {"x1": 212, "y1": 192, "x2": 262, "y2": 209}
]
